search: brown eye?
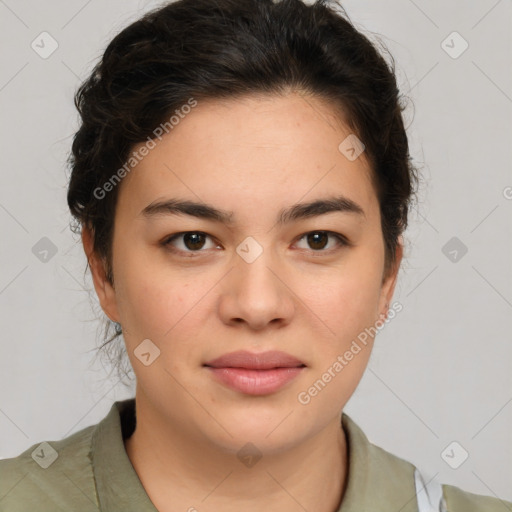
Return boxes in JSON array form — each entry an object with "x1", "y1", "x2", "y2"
[
  {"x1": 294, "y1": 231, "x2": 349, "y2": 252},
  {"x1": 163, "y1": 231, "x2": 219, "y2": 254},
  {"x1": 182, "y1": 232, "x2": 207, "y2": 250},
  {"x1": 307, "y1": 232, "x2": 329, "y2": 250}
]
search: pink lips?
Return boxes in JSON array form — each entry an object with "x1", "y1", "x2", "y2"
[{"x1": 204, "y1": 350, "x2": 306, "y2": 396}]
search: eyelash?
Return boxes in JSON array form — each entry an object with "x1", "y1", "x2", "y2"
[{"x1": 161, "y1": 230, "x2": 350, "y2": 257}]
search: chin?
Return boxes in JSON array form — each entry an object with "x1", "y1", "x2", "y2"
[{"x1": 197, "y1": 403, "x2": 316, "y2": 455}]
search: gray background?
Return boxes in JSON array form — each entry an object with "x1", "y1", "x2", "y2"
[{"x1": 0, "y1": 0, "x2": 511, "y2": 503}]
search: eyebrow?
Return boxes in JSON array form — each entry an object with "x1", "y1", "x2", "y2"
[{"x1": 139, "y1": 195, "x2": 366, "y2": 225}]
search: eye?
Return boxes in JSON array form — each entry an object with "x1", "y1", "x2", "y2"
[
  {"x1": 162, "y1": 231, "x2": 220, "y2": 255},
  {"x1": 293, "y1": 231, "x2": 349, "y2": 253},
  {"x1": 162, "y1": 230, "x2": 350, "y2": 257}
]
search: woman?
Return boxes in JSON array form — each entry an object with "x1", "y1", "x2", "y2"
[{"x1": 0, "y1": 0, "x2": 509, "y2": 510}]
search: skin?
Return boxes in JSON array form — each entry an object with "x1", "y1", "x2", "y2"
[{"x1": 83, "y1": 90, "x2": 403, "y2": 512}]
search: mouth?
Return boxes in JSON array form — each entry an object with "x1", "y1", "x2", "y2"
[{"x1": 203, "y1": 350, "x2": 306, "y2": 396}]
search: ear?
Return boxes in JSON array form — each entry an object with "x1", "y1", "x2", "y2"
[
  {"x1": 81, "y1": 225, "x2": 120, "y2": 323},
  {"x1": 377, "y1": 235, "x2": 403, "y2": 321}
]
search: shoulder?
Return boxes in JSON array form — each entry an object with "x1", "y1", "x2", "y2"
[
  {"x1": 342, "y1": 413, "x2": 512, "y2": 512},
  {"x1": 442, "y1": 483, "x2": 512, "y2": 512},
  {"x1": 0, "y1": 423, "x2": 99, "y2": 511},
  {"x1": 411, "y1": 453, "x2": 511, "y2": 511},
  {"x1": 415, "y1": 465, "x2": 511, "y2": 511}
]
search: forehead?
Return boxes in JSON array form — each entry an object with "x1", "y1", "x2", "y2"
[{"x1": 117, "y1": 92, "x2": 378, "y2": 223}]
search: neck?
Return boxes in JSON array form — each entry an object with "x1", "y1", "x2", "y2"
[{"x1": 124, "y1": 394, "x2": 348, "y2": 512}]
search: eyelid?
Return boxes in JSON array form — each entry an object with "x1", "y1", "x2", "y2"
[
  {"x1": 162, "y1": 231, "x2": 221, "y2": 254},
  {"x1": 162, "y1": 230, "x2": 350, "y2": 255},
  {"x1": 293, "y1": 231, "x2": 351, "y2": 253}
]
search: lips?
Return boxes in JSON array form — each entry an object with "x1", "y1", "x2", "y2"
[
  {"x1": 204, "y1": 350, "x2": 306, "y2": 396},
  {"x1": 204, "y1": 350, "x2": 306, "y2": 370}
]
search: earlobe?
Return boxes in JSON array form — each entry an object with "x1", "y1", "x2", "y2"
[{"x1": 81, "y1": 226, "x2": 120, "y2": 323}]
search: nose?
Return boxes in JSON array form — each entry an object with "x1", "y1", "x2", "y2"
[{"x1": 217, "y1": 247, "x2": 296, "y2": 331}]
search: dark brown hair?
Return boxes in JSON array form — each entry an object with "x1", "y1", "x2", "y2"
[{"x1": 67, "y1": 0, "x2": 420, "y2": 368}]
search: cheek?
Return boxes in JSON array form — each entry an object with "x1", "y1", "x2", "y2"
[
  {"x1": 293, "y1": 268, "x2": 382, "y2": 414},
  {"x1": 115, "y1": 266, "x2": 224, "y2": 370},
  {"x1": 113, "y1": 254, "x2": 195, "y2": 342},
  {"x1": 298, "y1": 261, "x2": 383, "y2": 337}
]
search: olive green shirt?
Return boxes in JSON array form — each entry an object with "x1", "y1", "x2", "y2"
[{"x1": 0, "y1": 398, "x2": 509, "y2": 511}]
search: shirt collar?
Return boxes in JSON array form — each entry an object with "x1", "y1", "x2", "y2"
[
  {"x1": 92, "y1": 399, "x2": 418, "y2": 512},
  {"x1": 92, "y1": 399, "x2": 158, "y2": 512},
  {"x1": 339, "y1": 413, "x2": 418, "y2": 512}
]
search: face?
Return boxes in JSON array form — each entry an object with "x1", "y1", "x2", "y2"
[{"x1": 84, "y1": 91, "x2": 402, "y2": 454}]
